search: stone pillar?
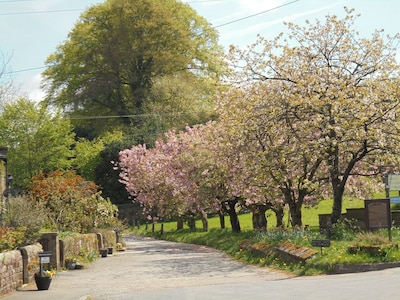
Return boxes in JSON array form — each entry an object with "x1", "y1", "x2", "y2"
[
  {"x1": 97, "y1": 233, "x2": 104, "y2": 250},
  {"x1": 39, "y1": 232, "x2": 60, "y2": 270}
]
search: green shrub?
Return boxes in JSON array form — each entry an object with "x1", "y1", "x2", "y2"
[
  {"x1": 260, "y1": 228, "x2": 322, "y2": 246},
  {"x1": 327, "y1": 218, "x2": 358, "y2": 241},
  {"x1": 3, "y1": 195, "x2": 45, "y2": 246},
  {"x1": 0, "y1": 226, "x2": 25, "y2": 251},
  {"x1": 28, "y1": 170, "x2": 122, "y2": 233}
]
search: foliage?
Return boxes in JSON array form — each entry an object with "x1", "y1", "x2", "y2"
[
  {"x1": 327, "y1": 218, "x2": 359, "y2": 241},
  {"x1": 219, "y1": 7, "x2": 400, "y2": 226},
  {"x1": 28, "y1": 170, "x2": 120, "y2": 233},
  {"x1": 353, "y1": 232, "x2": 390, "y2": 246},
  {"x1": 36, "y1": 269, "x2": 56, "y2": 278},
  {"x1": 74, "y1": 130, "x2": 123, "y2": 182},
  {"x1": 42, "y1": 0, "x2": 224, "y2": 138},
  {"x1": 0, "y1": 98, "x2": 75, "y2": 188},
  {"x1": 3, "y1": 195, "x2": 46, "y2": 245},
  {"x1": 121, "y1": 8, "x2": 400, "y2": 233},
  {"x1": 0, "y1": 226, "x2": 25, "y2": 252},
  {"x1": 94, "y1": 139, "x2": 132, "y2": 204},
  {"x1": 119, "y1": 124, "x2": 229, "y2": 231}
]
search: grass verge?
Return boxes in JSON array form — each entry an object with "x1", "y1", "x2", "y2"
[{"x1": 129, "y1": 212, "x2": 400, "y2": 276}]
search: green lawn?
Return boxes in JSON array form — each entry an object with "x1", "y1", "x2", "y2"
[{"x1": 155, "y1": 198, "x2": 365, "y2": 233}]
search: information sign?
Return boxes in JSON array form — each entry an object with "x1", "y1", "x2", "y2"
[{"x1": 387, "y1": 174, "x2": 400, "y2": 191}]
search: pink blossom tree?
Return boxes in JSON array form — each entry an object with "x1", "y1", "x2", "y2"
[{"x1": 119, "y1": 125, "x2": 222, "y2": 231}]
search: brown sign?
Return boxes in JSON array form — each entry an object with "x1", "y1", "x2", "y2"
[{"x1": 364, "y1": 199, "x2": 391, "y2": 229}]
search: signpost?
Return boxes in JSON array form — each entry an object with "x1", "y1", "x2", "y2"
[
  {"x1": 38, "y1": 251, "x2": 52, "y2": 276},
  {"x1": 385, "y1": 174, "x2": 400, "y2": 203},
  {"x1": 386, "y1": 174, "x2": 400, "y2": 192},
  {"x1": 311, "y1": 239, "x2": 330, "y2": 255}
]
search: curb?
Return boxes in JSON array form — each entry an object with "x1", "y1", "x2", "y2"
[{"x1": 330, "y1": 262, "x2": 400, "y2": 274}]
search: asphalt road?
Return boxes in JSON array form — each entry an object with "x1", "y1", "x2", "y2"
[{"x1": 3, "y1": 235, "x2": 400, "y2": 300}]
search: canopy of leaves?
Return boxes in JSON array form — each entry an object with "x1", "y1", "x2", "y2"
[
  {"x1": 0, "y1": 98, "x2": 75, "y2": 188},
  {"x1": 42, "y1": 0, "x2": 224, "y2": 137},
  {"x1": 119, "y1": 8, "x2": 400, "y2": 228},
  {"x1": 220, "y1": 7, "x2": 400, "y2": 224},
  {"x1": 74, "y1": 130, "x2": 124, "y2": 181},
  {"x1": 119, "y1": 124, "x2": 223, "y2": 220}
]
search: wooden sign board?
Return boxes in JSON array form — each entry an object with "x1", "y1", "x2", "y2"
[
  {"x1": 364, "y1": 199, "x2": 391, "y2": 229},
  {"x1": 311, "y1": 240, "x2": 331, "y2": 247}
]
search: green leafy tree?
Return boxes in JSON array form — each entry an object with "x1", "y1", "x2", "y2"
[
  {"x1": 0, "y1": 98, "x2": 75, "y2": 188},
  {"x1": 94, "y1": 140, "x2": 132, "y2": 204},
  {"x1": 74, "y1": 130, "x2": 124, "y2": 181},
  {"x1": 42, "y1": 0, "x2": 224, "y2": 137}
]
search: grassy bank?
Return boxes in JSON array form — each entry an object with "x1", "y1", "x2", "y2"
[{"x1": 129, "y1": 198, "x2": 400, "y2": 275}]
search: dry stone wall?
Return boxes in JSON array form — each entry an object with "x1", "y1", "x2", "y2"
[
  {"x1": 0, "y1": 231, "x2": 116, "y2": 297},
  {"x1": 0, "y1": 243, "x2": 43, "y2": 296},
  {"x1": 0, "y1": 249, "x2": 22, "y2": 295}
]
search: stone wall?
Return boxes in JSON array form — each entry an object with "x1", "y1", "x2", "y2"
[
  {"x1": 0, "y1": 243, "x2": 43, "y2": 296},
  {"x1": 319, "y1": 208, "x2": 400, "y2": 230},
  {"x1": 0, "y1": 249, "x2": 22, "y2": 295},
  {"x1": 60, "y1": 233, "x2": 99, "y2": 268},
  {"x1": 0, "y1": 231, "x2": 116, "y2": 297},
  {"x1": 19, "y1": 243, "x2": 43, "y2": 285},
  {"x1": 58, "y1": 230, "x2": 116, "y2": 268}
]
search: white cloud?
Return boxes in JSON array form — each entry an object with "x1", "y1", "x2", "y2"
[{"x1": 26, "y1": 73, "x2": 45, "y2": 102}]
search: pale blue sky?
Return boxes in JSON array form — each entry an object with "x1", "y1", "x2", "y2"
[{"x1": 1, "y1": 0, "x2": 399, "y2": 100}]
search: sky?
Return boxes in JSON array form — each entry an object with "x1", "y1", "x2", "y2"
[{"x1": 1, "y1": 0, "x2": 399, "y2": 101}]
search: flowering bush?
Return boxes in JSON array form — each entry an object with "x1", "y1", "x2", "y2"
[
  {"x1": 28, "y1": 170, "x2": 121, "y2": 232},
  {"x1": 28, "y1": 260, "x2": 56, "y2": 278},
  {"x1": 0, "y1": 226, "x2": 25, "y2": 252},
  {"x1": 37, "y1": 269, "x2": 56, "y2": 278}
]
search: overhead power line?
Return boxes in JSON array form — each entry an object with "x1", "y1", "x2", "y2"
[
  {"x1": 66, "y1": 111, "x2": 206, "y2": 120},
  {"x1": 214, "y1": 0, "x2": 300, "y2": 28},
  {"x1": 5, "y1": 0, "x2": 300, "y2": 74},
  {"x1": 0, "y1": 0, "x2": 31, "y2": 3},
  {"x1": 5, "y1": 66, "x2": 46, "y2": 74},
  {"x1": 0, "y1": 8, "x2": 82, "y2": 16}
]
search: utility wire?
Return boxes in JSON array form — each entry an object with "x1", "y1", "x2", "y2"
[
  {"x1": 0, "y1": 0, "x2": 31, "y2": 3},
  {"x1": 6, "y1": 66, "x2": 46, "y2": 73},
  {"x1": 214, "y1": 0, "x2": 300, "y2": 28},
  {"x1": 0, "y1": 8, "x2": 82, "y2": 16},
  {"x1": 66, "y1": 111, "x2": 208, "y2": 120},
  {"x1": 4, "y1": 0, "x2": 300, "y2": 75}
]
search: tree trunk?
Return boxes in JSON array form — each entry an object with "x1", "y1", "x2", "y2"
[
  {"x1": 199, "y1": 210, "x2": 208, "y2": 232},
  {"x1": 187, "y1": 215, "x2": 196, "y2": 231},
  {"x1": 177, "y1": 218, "x2": 184, "y2": 230},
  {"x1": 271, "y1": 206, "x2": 284, "y2": 228},
  {"x1": 329, "y1": 184, "x2": 345, "y2": 226},
  {"x1": 251, "y1": 205, "x2": 268, "y2": 232},
  {"x1": 219, "y1": 211, "x2": 225, "y2": 229},
  {"x1": 225, "y1": 199, "x2": 241, "y2": 233},
  {"x1": 289, "y1": 202, "x2": 302, "y2": 228}
]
